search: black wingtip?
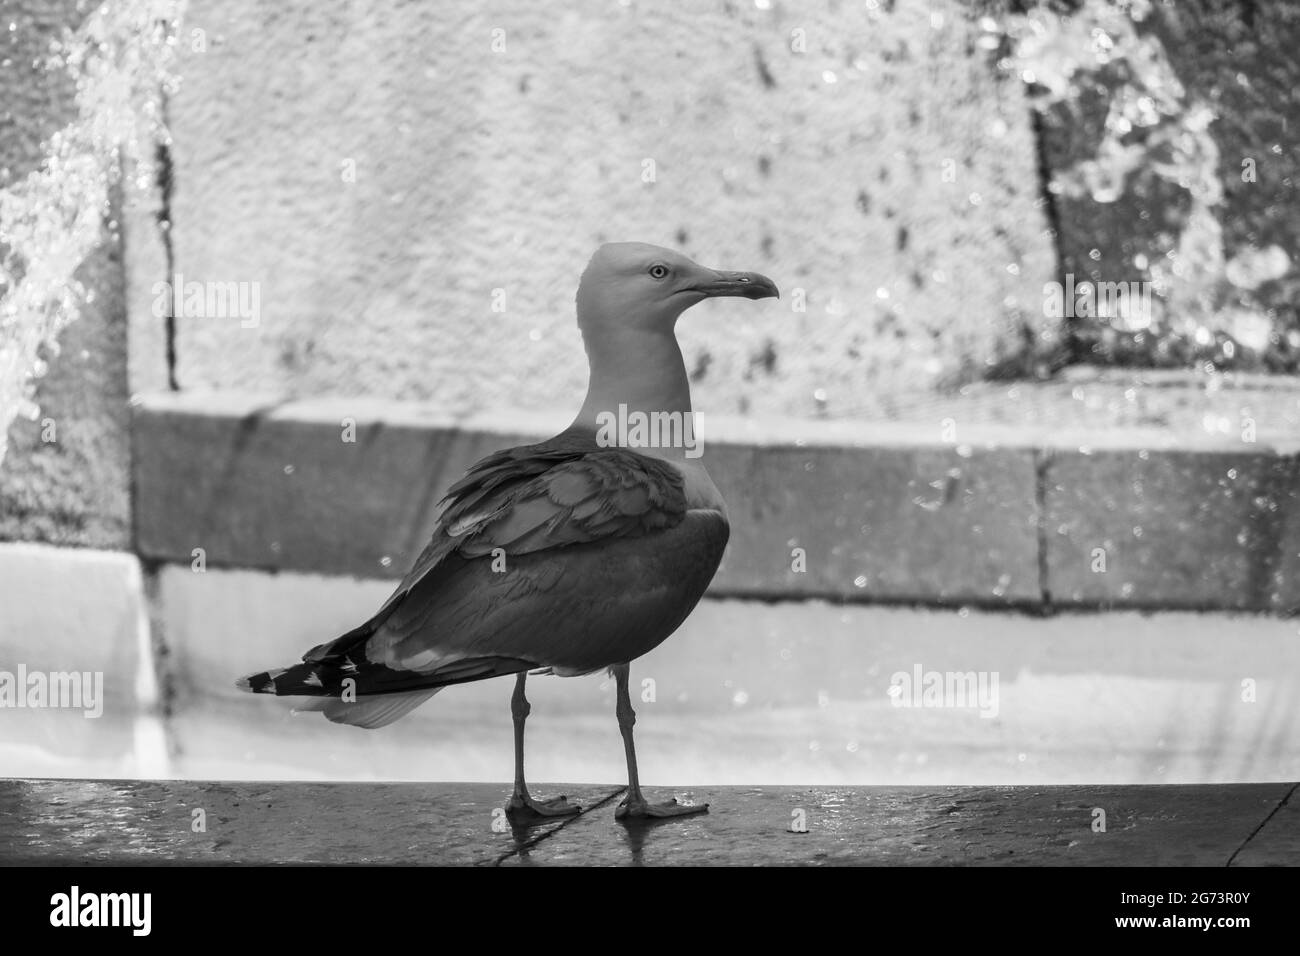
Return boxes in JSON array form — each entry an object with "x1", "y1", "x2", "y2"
[{"x1": 236, "y1": 672, "x2": 274, "y2": 694}]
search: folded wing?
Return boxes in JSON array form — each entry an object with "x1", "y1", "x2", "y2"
[{"x1": 240, "y1": 432, "x2": 696, "y2": 704}]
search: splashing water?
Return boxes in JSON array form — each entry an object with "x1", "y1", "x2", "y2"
[
  {"x1": 992, "y1": 1, "x2": 1221, "y2": 213},
  {"x1": 986, "y1": 0, "x2": 1271, "y2": 369},
  {"x1": 0, "y1": 1, "x2": 184, "y2": 466}
]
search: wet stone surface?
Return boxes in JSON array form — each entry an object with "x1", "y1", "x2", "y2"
[{"x1": 1, "y1": 779, "x2": 1294, "y2": 866}]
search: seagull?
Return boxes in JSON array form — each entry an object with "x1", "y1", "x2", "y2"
[{"x1": 238, "y1": 242, "x2": 779, "y2": 820}]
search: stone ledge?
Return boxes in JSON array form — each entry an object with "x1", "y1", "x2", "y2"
[
  {"x1": 1045, "y1": 447, "x2": 1300, "y2": 612},
  {"x1": 131, "y1": 391, "x2": 1300, "y2": 611},
  {"x1": 1, "y1": 779, "x2": 1294, "y2": 866}
]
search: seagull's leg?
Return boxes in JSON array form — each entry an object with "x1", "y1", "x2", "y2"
[
  {"x1": 505, "y1": 672, "x2": 581, "y2": 820},
  {"x1": 613, "y1": 663, "x2": 709, "y2": 820}
]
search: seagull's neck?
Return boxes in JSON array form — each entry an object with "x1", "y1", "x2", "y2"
[
  {"x1": 570, "y1": 325, "x2": 693, "y2": 436},
  {"x1": 569, "y1": 320, "x2": 726, "y2": 513}
]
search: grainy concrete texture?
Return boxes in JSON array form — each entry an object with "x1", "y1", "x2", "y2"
[
  {"x1": 136, "y1": 0, "x2": 1058, "y2": 418},
  {"x1": 1, "y1": 779, "x2": 1294, "y2": 865},
  {"x1": 0, "y1": 0, "x2": 131, "y2": 548}
]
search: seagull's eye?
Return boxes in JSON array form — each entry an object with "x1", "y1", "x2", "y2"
[{"x1": 648, "y1": 264, "x2": 669, "y2": 280}]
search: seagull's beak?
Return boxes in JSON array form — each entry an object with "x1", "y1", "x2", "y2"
[{"x1": 686, "y1": 269, "x2": 780, "y2": 300}]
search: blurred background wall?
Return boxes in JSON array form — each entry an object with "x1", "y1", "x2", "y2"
[
  {"x1": 8, "y1": 0, "x2": 1299, "y2": 540},
  {"x1": 125, "y1": 0, "x2": 1058, "y2": 420}
]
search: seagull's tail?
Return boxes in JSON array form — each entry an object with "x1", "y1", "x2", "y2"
[
  {"x1": 235, "y1": 663, "x2": 440, "y2": 729},
  {"x1": 236, "y1": 661, "x2": 329, "y2": 697},
  {"x1": 239, "y1": 653, "x2": 537, "y2": 729}
]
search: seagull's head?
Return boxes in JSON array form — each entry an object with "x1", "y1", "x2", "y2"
[{"x1": 576, "y1": 242, "x2": 779, "y2": 334}]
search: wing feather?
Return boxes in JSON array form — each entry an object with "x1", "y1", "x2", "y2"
[{"x1": 301, "y1": 433, "x2": 687, "y2": 667}]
